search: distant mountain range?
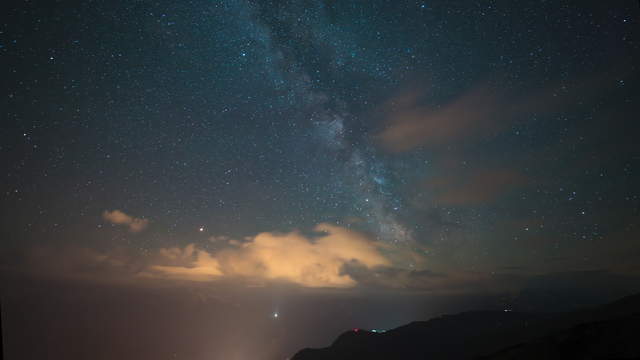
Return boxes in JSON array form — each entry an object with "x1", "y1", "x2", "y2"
[{"x1": 292, "y1": 293, "x2": 640, "y2": 360}]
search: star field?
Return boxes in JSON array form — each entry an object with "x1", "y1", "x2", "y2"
[{"x1": 4, "y1": 0, "x2": 639, "y2": 268}]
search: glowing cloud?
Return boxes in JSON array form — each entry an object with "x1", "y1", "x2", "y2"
[
  {"x1": 141, "y1": 244, "x2": 223, "y2": 282},
  {"x1": 24, "y1": 223, "x2": 408, "y2": 288},
  {"x1": 217, "y1": 223, "x2": 391, "y2": 287},
  {"x1": 140, "y1": 224, "x2": 392, "y2": 288},
  {"x1": 102, "y1": 210, "x2": 149, "y2": 233}
]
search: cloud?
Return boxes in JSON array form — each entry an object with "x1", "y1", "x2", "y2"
[
  {"x1": 374, "y1": 67, "x2": 630, "y2": 153},
  {"x1": 16, "y1": 224, "x2": 433, "y2": 288},
  {"x1": 208, "y1": 235, "x2": 230, "y2": 243},
  {"x1": 374, "y1": 86, "x2": 508, "y2": 153},
  {"x1": 15, "y1": 238, "x2": 640, "y2": 298},
  {"x1": 103, "y1": 210, "x2": 149, "y2": 233},
  {"x1": 140, "y1": 244, "x2": 223, "y2": 282},
  {"x1": 214, "y1": 223, "x2": 391, "y2": 287}
]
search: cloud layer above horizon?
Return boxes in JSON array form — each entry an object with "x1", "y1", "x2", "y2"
[{"x1": 25, "y1": 223, "x2": 415, "y2": 288}]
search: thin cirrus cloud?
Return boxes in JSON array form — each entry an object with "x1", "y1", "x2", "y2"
[
  {"x1": 102, "y1": 209, "x2": 149, "y2": 233},
  {"x1": 374, "y1": 68, "x2": 628, "y2": 153},
  {"x1": 374, "y1": 85, "x2": 509, "y2": 153}
]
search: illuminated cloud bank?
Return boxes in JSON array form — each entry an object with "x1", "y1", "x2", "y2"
[
  {"x1": 144, "y1": 223, "x2": 391, "y2": 287},
  {"x1": 25, "y1": 223, "x2": 405, "y2": 288}
]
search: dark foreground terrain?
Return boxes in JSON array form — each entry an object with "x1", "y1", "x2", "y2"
[{"x1": 292, "y1": 293, "x2": 640, "y2": 360}]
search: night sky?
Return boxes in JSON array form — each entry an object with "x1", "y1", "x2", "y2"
[{"x1": 2, "y1": 1, "x2": 640, "y2": 359}]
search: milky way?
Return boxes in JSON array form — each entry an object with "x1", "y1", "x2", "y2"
[{"x1": 229, "y1": 0, "x2": 414, "y2": 243}]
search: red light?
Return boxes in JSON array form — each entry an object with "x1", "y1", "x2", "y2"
[{"x1": 353, "y1": 328, "x2": 359, "y2": 332}]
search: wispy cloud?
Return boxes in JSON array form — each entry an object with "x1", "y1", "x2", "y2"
[
  {"x1": 102, "y1": 210, "x2": 149, "y2": 233},
  {"x1": 374, "y1": 86, "x2": 508, "y2": 153},
  {"x1": 374, "y1": 68, "x2": 629, "y2": 153}
]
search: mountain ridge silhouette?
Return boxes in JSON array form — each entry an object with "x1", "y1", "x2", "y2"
[{"x1": 292, "y1": 293, "x2": 640, "y2": 360}]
